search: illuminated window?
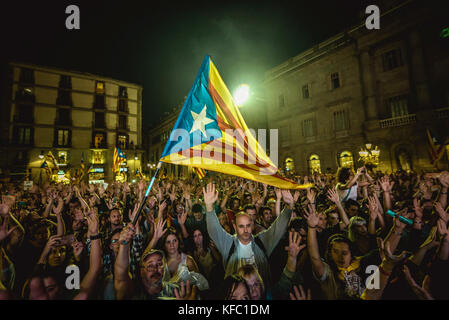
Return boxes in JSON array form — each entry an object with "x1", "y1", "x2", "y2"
[
  {"x1": 93, "y1": 151, "x2": 104, "y2": 164},
  {"x1": 95, "y1": 81, "x2": 105, "y2": 94},
  {"x1": 94, "y1": 132, "x2": 105, "y2": 148},
  {"x1": 340, "y1": 151, "x2": 354, "y2": 168},
  {"x1": 118, "y1": 135, "x2": 127, "y2": 150},
  {"x1": 57, "y1": 129, "x2": 70, "y2": 147},
  {"x1": 309, "y1": 154, "x2": 321, "y2": 174},
  {"x1": 285, "y1": 157, "x2": 295, "y2": 173}
]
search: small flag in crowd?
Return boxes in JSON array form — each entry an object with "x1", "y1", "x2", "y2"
[
  {"x1": 426, "y1": 128, "x2": 448, "y2": 166},
  {"x1": 194, "y1": 167, "x2": 206, "y2": 180},
  {"x1": 113, "y1": 147, "x2": 126, "y2": 173}
]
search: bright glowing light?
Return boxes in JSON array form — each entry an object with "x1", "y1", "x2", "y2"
[{"x1": 233, "y1": 84, "x2": 250, "y2": 106}]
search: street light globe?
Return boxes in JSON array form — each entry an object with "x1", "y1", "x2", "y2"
[{"x1": 233, "y1": 84, "x2": 250, "y2": 106}]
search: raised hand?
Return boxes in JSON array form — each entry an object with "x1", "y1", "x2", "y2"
[
  {"x1": 0, "y1": 217, "x2": 18, "y2": 241},
  {"x1": 152, "y1": 217, "x2": 167, "y2": 242},
  {"x1": 413, "y1": 197, "x2": 423, "y2": 221},
  {"x1": 174, "y1": 280, "x2": 196, "y2": 300},
  {"x1": 285, "y1": 231, "x2": 306, "y2": 258},
  {"x1": 274, "y1": 188, "x2": 282, "y2": 200},
  {"x1": 178, "y1": 210, "x2": 188, "y2": 226},
  {"x1": 0, "y1": 203, "x2": 10, "y2": 217},
  {"x1": 119, "y1": 223, "x2": 136, "y2": 244},
  {"x1": 379, "y1": 176, "x2": 394, "y2": 193},
  {"x1": 52, "y1": 196, "x2": 64, "y2": 216},
  {"x1": 158, "y1": 200, "x2": 167, "y2": 219},
  {"x1": 303, "y1": 206, "x2": 319, "y2": 228},
  {"x1": 437, "y1": 219, "x2": 448, "y2": 238},
  {"x1": 435, "y1": 202, "x2": 449, "y2": 223},
  {"x1": 281, "y1": 189, "x2": 295, "y2": 209},
  {"x1": 293, "y1": 190, "x2": 301, "y2": 204},
  {"x1": 203, "y1": 183, "x2": 218, "y2": 212},
  {"x1": 439, "y1": 171, "x2": 449, "y2": 188},
  {"x1": 327, "y1": 188, "x2": 340, "y2": 204},
  {"x1": 306, "y1": 188, "x2": 316, "y2": 205},
  {"x1": 377, "y1": 237, "x2": 408, "y2": 269},
  {"x1": 403, "y1": 265, "x2": 434, "y2": 300},
  {"x1": 367, "y1": 196, "x2": 379, "y2": 220},
  {"x1": 85, "y1": 209, "x2": 99, "y2": 236},
  {"x1": 71, "y1": 240, "x2": 84, "y2": 261},
  {"x1": 289, "y1": 285, "x2": 311, "y2": 301}
]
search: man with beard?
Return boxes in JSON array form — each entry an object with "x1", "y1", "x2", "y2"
[
  {"x1": 114, "y1": 223, "x2": 196, "y2": 300},
  {"x1": 204, "y1": 183, "x2": 293, "y2": 294},
  {"x1": 103, "y1": 208, "x2": 124, "y2": 239}
]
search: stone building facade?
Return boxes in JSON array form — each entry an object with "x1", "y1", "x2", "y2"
[
  {"x1": 263, "y1": 1, "x2": 449, "y2": 175},
  {"x1": 0, "y1": 62, "x2": 143, "y2": 183}
]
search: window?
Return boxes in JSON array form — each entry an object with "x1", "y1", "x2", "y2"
[
  {"x1": 331, "y1": 73, "x2": 340, "y2": 89},
  {"x1": 117, "y1": 135, "x2": 127, "y2": 150},
  {"x1": 382, "y1": 48, "x2": 403, "y2": 71},
  {"x1": 94, "y1": 81, "x2": 105, "y2": 108},
  {"x1": 302, "y1": 119, "x2": 314, "y2": 137},
  {"x1": 15, "y1": 127, "x2": 32, "y2": 145},
  {"x1": 302, "y1": 84, "x2": 309, "y2": 99},
  {"x1": 95, "y1": 81, "x2": 105, "y2": 94},
  {"x1": 388, "y1": 95, "x2": 409, "y2": 117},
  {"x1": 59, "y1": 75, "x2": 72, "y2": 89},
  {"x1": 279, "y1": 94, "x2": 285, "y2": 108},
  {"x1": 16, "y1": 104, "x2": 33, "y2": 123},
  {"x1": 119, "y1": 86, "x2": 128, "y2": 98},
  {"x1": 15, "y1": 87, "x2": 35, "y2": 103},
  {"x1": 118, "y1": 99, "x2": 128, "y2": 112},
  {"x1": 118, "y1": 115, "x2": 127, "y2": 130},
  {"x1": 333, "y1": 110, "x2": 347, "y2": 131},
  {"x1": 19, "y1": 68, "x2": 34, "y2": 84},
  {"x1": 285, "y1": 157, "x2": 295, "y2": 173},
  {"x1": 57, "y1": 129, "x2": 70, "y2": 147},
  {"x1": 93, "y1": 132, "x2": 106, "y2": 148},
  {"x1": 95, "y1": 112, "x2": 105, "y2": 128},
  {"x1": 339, "y1": 151, "x2": 354, "y2": 169},
  {"x1": 93, "y1": 151, "x2": 104, "y2": 164},
  {"x1": 309, "y1": 154, "x2": 321, "y2": 174},
  {"x1": 57, "y1": 151, "x2": 68, "y2": 164},
  {"x1": 57, "y1": 108, "x2": 71, "y2": 125}
]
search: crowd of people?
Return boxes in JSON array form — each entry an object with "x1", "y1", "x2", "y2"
[{"x1": 0, "y1": 166, "x2": 449, "y2": 300}]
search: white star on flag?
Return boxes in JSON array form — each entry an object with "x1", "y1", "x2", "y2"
[{"x1": 190, "y1": 105, "x2": 214, "y2": 137}]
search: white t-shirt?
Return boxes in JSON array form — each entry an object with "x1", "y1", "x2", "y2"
[
  {"x1": 336, "y1": 183, "x2": 358, "y2": 202},
  {"x1": 237, "y1": 240, "x2": 256, "y2": 268}
]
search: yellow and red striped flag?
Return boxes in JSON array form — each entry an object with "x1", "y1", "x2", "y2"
[
  {"x1": 194, "y1": 167, "x2": 206, "y2": 180},
  {"x1": 113, "y1": 147, "x2": 126, "y2": 173},
  {"x1": 159, "y1": 55, "x2": 311, "y2": 189}
]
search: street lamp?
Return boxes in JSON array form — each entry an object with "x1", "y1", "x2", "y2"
[
  {"x1": 39, "y1": 151, "x2": 44, "y2": 159},
  {"x1": 358, "y1": 143, "x2": 380, "y2": 171},
  {"x1": 233, "y1": 84, "x2": 250, "y2": 106}
]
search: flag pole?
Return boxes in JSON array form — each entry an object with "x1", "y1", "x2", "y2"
[{"x1": 131, "y1": 161, "x2": 163, "y2": 226}]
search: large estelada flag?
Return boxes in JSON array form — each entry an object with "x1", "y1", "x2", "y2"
[
  {"x1": 426, "y1": 128, "x2": 448, "y2": 166},
  {"x1": 160, "y1": 55, "x2": 311, "y2": 189}
]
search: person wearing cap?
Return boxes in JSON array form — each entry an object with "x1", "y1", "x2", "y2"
[{"x1": 113, "y1": 223, "x2": 196, "y2": 300}]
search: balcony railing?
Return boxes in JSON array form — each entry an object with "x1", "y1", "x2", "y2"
[
  {"x1": 379, "y1": 114, "x2": 416, "y2": 128},
  {"x1": 434, "y1": 107, "x2": 449, "y2": 120}
]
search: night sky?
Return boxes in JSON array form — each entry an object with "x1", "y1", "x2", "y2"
[{"x1": 1, "y1": 0, "x2": 377, "y2": 128}]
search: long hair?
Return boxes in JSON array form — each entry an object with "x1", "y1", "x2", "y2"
[
  {"x1": 223, "y1": 275, "x2": 252, "y2": 300},
  {"x1": 336, "y1": 167, "x2": 353, "y2": 184},
  {"x1": 157, "y1": 229, "x2": 184, "y2": 256},
  {"x1": 324, "y1": 234, "x2": 357, "y2": 272},
  {"x1": 347, "y1": 216, "x2": 367, "y2": 242}
]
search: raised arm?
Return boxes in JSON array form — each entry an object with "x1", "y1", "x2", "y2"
[
  {"x1": 204, "y1": 183, "x2": 233, "y2": 258},
  {"x1": 74, "y1": 210, "x2": 102, "y2": 300},
  {"x1": 438, "y1": 171, "x2": 449, "y2": 209},
  {"x1": 257, "y1": 189, "x2": 293, "y2": 256},
  {"x1": 114, "y1": 223, "x2": 137, "y2": 300},
  {"x1": 304, "y1": 206, "x2": 325, "y2": 279},
  {"x1": 327, "y1": 188, "x2": 349, "y2": 229}
]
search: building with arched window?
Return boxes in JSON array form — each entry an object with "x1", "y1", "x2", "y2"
[{"x1": 265, "y1": 1, "x2": 449, "y2": 174}]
